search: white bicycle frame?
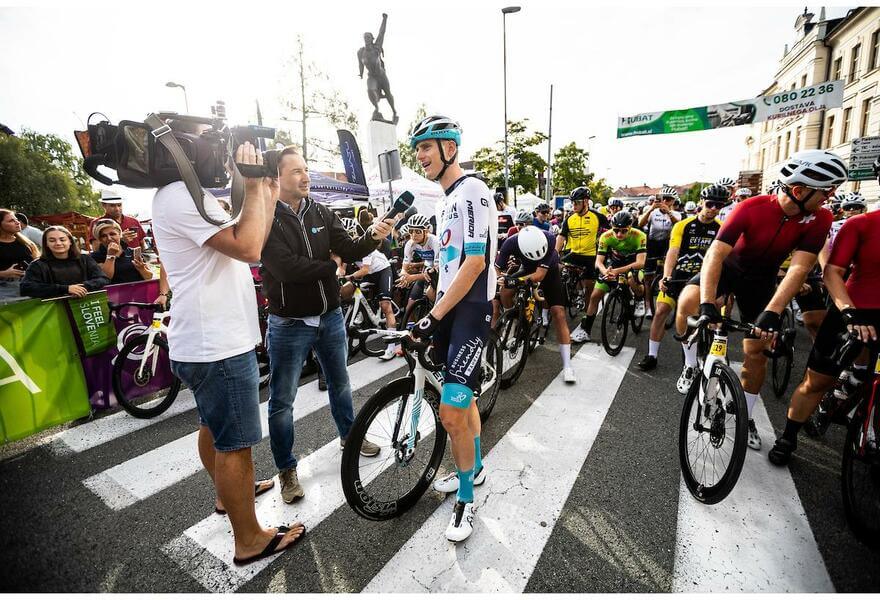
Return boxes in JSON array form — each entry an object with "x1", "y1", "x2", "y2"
[{"x1": 126, "y1": 311, "x2": 171, "y2": 382}]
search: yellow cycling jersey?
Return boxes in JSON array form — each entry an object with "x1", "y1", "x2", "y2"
[
  {"x1": 560, "y1": 210, "x2": 607, "y2": 257},
  {"x1": 668, "y1": 215, "x2": 721, "y2": 274}
]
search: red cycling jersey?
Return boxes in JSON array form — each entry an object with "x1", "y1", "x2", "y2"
[
  {"x1": 827, "y1": 211, "x2": 880, "y2": 309},
  {"x1": 717, "y1": 195, "x2": 832, "y2": 276}
]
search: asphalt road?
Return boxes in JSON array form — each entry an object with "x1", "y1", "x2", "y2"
[{"x1": 1, "y1": 313, "x2": 878, "y2": 593}]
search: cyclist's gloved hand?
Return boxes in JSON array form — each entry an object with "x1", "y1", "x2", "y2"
[
  {"x1": 699, "y1": 302, "x2": 722, "y2": 324},
  {"x1": 755, "y1": 310, "x2": 781, "y2": 333},
  {"x1": 412, "y1": 312, "x2": 441, "y2": 340},
  {"x1": 840, "y1": 307, "x2": 870, "y2": 326}
]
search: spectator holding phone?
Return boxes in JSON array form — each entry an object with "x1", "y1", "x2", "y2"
[
  {"x1": 90, "y1": 219, "x2": 153, "y2": 284},
  {"x1": 0, "y1": 208, "x2": 41, "y2": 300},
  {"x1": 20, "y1": 225, "x2": 109, "y2": 298},
  {"x1": 92, "y1": 189, "x2": 147, "y2": 249}
]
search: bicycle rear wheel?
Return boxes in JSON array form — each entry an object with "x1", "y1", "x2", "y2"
[
  {"x1": 112, "y1": 333, "x2": 180, "y2": 419},
  {"x1": 343, "y1": 302, "x2": 361, "y2": 359},
  {"x1": 476, "y1": 331, "x2": 502, "y2": 422},
  {"x1": 840, "y1": 407, "x2": 880, "y2": 550},
  {"x1": 398, "y1": 297, "x2": 431, "y2": 331},
  {"x1": 341, "y1": 377, "x2": 446, "y2": 520},
  {"x1": 601, "y1": 290, "x2": 628, "y2": 356},
  {"x1": 498, "y1": 311, "x2": 529, "y2": 388},
  {"x1": 678, "y1": 361, "x2": 749, "y2": 504},
  {"x1": 771, "y1": 308, "x2": 796, "y2": 398}
]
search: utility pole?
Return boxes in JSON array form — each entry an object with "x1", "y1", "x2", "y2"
[
  {"x1": 298, "y1": 37, "x2": 308, "y2": 162},
  {"x1": 546, "y1": 84, "x2": 553, "y2": 203}
]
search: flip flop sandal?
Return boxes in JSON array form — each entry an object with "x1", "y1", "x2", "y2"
[
  {"x1": 215, "y1": 479, "x2": 276, "y2": 515},
  {"x1": 232, "y1": 524, "x2": 306, "y2": 566}
]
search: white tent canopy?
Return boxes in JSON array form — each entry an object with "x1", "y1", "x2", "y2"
[
  {"x1": 515, "y1": 192, "x2": 544, "y2": 212},
  {"x1": 367, "y1": 165, "x2": 445, "y2": 218}
]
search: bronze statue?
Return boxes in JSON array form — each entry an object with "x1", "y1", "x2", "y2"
[{"x1": 358, "y1": 13, "x2": 398, "y2": 124}]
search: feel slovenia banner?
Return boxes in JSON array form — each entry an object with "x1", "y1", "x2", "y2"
[
  {"x1": 617, "y1": 80, "x2": 844, "y2": 138},
  {"x1": 0, "y1": 298, "x2": 90, "y2": 444}
]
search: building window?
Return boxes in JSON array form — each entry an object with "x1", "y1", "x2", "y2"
[
  {"x1": 775, "y1": 136, "x2": 782, "y2": 162},
  {"x1": 794, "y1": 127, "x2": 801, "y2": 152},
  {"x1": 760, "y1": 148, "x2": 766, "y2": 170},
  {"x1": 784, "y1": 131, "x2": 791, "y2": 157},
  {"x1": 826, "y1": 115, "x2": 835, "y2": 148},
  {"x1": 849, "y1": 44, "x2": 861, "y2": 83},
  {"x1": 842, "y1": 107, "x2": 853, "y2": 142},
  {"x1": 870, "y1": 30, "x2": 880, "y2": 71},
  {"x1": 833, "y1": 57, "x2": 842, "y2": 81},
  {"x1": 800, "y1": 74, "x2": 807, "y2": 88},
  {"x1": 861, "y1": 98, "x2": 873, "y2": 137}
]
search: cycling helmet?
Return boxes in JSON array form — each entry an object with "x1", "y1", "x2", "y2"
[
  {"x1": 684, "y1": 201, "x2": 697, "y2": 213},
  {"x1": 638, "y1": 200, "x2": 649, "y2": 210},
  {"x1": 407, "y1": 213, "x2": 430, "y2": 230},
  {"x1": 515, "y1": 209, "x2": 531, "y2": 224},
  {"x1": 779, "y1": 149, "x2": 848, "y2": 190},
  {"x1": 610, "y1": 210, "x2": 634, "y2": 228},
  {"x1": 493, "y1": 191, "x2": 505, "y2": 204},
  {"x1": 534, "y1": 202, "x2": 551, "y2": 213},
  {"x1": 409, "y1": 115, "x2": 463, "y2": 182},
  {"x1": 340, "y1": 217, "x2": 359, "y2": 235},
  {"x1": 715, "y1": 176, "x2": 736, "y2": 188},
  {"x1": 569, "y1": 186, "x2": 592, "y2": 202},
  {"x1": 398, "y1": 224, "x2": 410, "y2": 238},
  {"x1": 549, "y1": 223, "x2": 561, "y2": 235},
  {"x1": 841, "y1": 191, "x2": 866, "y2": 211},
  {"x1": 608, "y1": 198, "x2": 624, "y2": 208},
  {"x1": 516, "y1": 226, "x2": 548, "y2": 261},
  {"x1": 659, "y1": 186, "x2": 679, "y2": 200},
  {"x1": 874, "y1": 155, "x2": 880, "y2": 182},
  {"x1": 552, "y1": 209, "x2": 563, "y2": 217},
  {"x1": 563, "y1": 202, "x2": 573, "y2": 211},
  {"x1": 735, "y1": 187, "x2": 752, "y2": 198},
  {"x1": 700, "y1": 184, "x2": 731, "y2": 204}
]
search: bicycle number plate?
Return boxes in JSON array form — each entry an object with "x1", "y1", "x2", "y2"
[{"x1": 709, "y1": 339, "x2": 727, "y2": 357}]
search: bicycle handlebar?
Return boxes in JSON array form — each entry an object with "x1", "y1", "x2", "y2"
[
  {"x1": 358, "y1": 328, "x2": 443, "y2": 372},
  {"x1": 674, "y1": 314, "x2": 755, "y2": 346}
]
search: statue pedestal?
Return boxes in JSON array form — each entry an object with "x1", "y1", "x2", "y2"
[{"x1": 368, "y1": 119, "x2": 398, "y2": 168}]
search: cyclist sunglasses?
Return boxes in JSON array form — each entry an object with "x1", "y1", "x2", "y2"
[
  {"x1": 612, "y1": 227, "x2": 630, "y2": 233},
  {"x1": 704, "y1": 201, "x2": 725, "y2": 209}
]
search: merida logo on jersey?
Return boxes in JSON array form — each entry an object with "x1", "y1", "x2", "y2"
[{"x1": 466, "y1": 199, "x2": 475, "y2": 238}]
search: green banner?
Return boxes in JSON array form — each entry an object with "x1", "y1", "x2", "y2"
[
  {"x1": 0, "y1": 298, "x2": 90, "y2": 444},
  {"x1": 67, "y1": 292, "x2": 115, "y2": 357}
]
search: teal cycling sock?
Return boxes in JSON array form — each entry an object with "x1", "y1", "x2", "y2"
[
  {"x1": 457, "y1": 467, "x2": 475, "y2": 503},
  {"x1": 474, "y1": 436, "x2": 483, "y2": 474}
]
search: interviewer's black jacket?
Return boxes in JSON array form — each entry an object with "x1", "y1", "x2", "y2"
[{"x1": 260, "y1": 198, "x2": 380, "y2": 318}]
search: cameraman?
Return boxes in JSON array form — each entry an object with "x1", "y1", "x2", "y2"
[
  {"x1": 260, "y1": 147, "x2": 394, "y2": 504},
  {"x1": 151, "y1": 139, "x2": 304, "y2": 565}
]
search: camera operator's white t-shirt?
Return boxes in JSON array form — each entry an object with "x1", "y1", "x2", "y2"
[{"x1": 151, "y1": 182, "x2": 260, "y2": 363}]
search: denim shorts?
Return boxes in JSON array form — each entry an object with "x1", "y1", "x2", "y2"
[{"x1": 171, "y1": 350, "x2": 262, "y2": 452}]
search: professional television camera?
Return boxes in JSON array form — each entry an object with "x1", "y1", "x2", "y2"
[{"x1": 74, "y1": 111, "x2": 278, "y2": 225}]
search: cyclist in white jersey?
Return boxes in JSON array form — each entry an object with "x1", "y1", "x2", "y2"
[
  {"x1": 408, "y1": 115, "x2": 496, "y2": 543},
  {"x1": 398, "y1": 213, "x2": 440, "y2": 312},
  {"x1": 719, "y1": 187, "x2": 751, "y2": 222}
]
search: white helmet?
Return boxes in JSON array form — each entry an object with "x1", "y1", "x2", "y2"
[
  {"x1": 398, "y1": 224, "x2": 410, "y2": 238},
  {"x1": 660, "y1": 186, "x2": 679, "y2": 200},
  {"x1": 516, "y1": 226, "x2": 548, "y2": 261},
  {"x1": 407, "y1": 213, "x2": 431, "y2": 231},
  {"x1": 841, "y1": 191, "x2": 866, "y2": 210},
  {"x1": 735, "y1": 187, "x2": 752, "y2": 198},
  {"x1": 684, "y1": 201, "x2": 697, "y2": 213},
  {"x1": 515, "y1": 209, "x2": 531, "y2": 224},
  {"x1": 716, "y1": 177, "x2": 736, "y2": 188},
  {"x1": 779, "y1": 150, "x2": 848, "y2": 190}
]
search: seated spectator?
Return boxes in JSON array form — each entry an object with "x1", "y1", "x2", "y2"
[
  {"x1": 20, "y1": 226, "x2": 109, "y2": 298},
  {"x1": 0, "y1": 208, "x2": 41, "y2": 300},
  {"x1": 90, "y1": 219, "x2": 153, "y2": 284}
]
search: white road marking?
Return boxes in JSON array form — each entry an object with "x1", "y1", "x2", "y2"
[
  {"x1": 364, "y1": 344, "x2": 635, "y2": 593},
  {"x1": 82, "y1": 358, "x2": 400, "y2": 510},
  {"x1": 673, "y1": 388, "x2": 835, "y2": 592}
]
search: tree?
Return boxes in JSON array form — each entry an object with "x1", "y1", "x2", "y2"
[
  {"x1": 472, "y1": 119, "x2": 547, "y2": 194},
  {"x1": 397, "y1": 104, "x2": 427, "y2": 173},
  {"x1": 0, "y1": 130, "x2": 99, "y2": 216},
  {"x1": 682, "y1": 182, "x2": 710, "y2": 206},
  {"x1": 551, "y1": 142, "x2": 589, "y2": 196},
  {"x1": 587, "y1": 177, "x2": 614, "y2": 205},
  {"x1": 278, "y1": 35, "x2": 359, "y2": 164}
]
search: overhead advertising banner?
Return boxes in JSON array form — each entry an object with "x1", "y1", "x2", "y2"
[
  {"x1": 849, "y1": 136, "x2": 880, "y2": 181},
  {"x1": 617, "y1": 80, "x2": 844, "y2": 138}
]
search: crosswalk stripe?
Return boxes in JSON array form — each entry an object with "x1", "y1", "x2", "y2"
[
  {"x1": 163, "y1": 393, "x2": 438, "y2": 592},
  {"x1": 81, "y1": 357, "x2": 401, "y2": 511},
  {"x1": 364, "y1": 344, "x2": 635, "y2": 593},
  {"x1": 673, "y1": 386, "x2": 835, "y2": 592},
  {"x1": 45, "y1": 390, "x2": 198, "y2": 456}
]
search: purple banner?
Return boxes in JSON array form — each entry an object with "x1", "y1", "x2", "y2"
[{"x1": 78, "y1": 280, "x2": 174, "y2": 409}]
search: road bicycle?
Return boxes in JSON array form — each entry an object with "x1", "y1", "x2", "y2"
[
  {"x1": 600, "y1": 270, "x2": 646, "y2": 357},
  {"x1": 560, "y1": 262, "x2": 586, "y2": 319},
  {"x1": 342, "y1": 278, "x2": 402, "y2": 358},
  {"x1": 768, "y1": 301, "x2": 797, "y2": 398},
  {"x1": 495, "y1": 275, "x2": 544, "y2": 389},
  {"x1": 396, "y1": 267, "x2": 437, "y2": 332},
  {"x1": 677, "y1": 313, "x2": 754, "y2": 504},
  {"x1": 340, "y1": 328, "x2": 501, "y2": 520},
  {"x1": 110, "y1": 302, "x2": 180, "y2": 419}
]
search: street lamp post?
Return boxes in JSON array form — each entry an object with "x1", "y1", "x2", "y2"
[
  {"x1": 165, "y1": 81, "x2": 189, "y2": 113},
  {"x1": 502, "y1": 6, "x2": 520, "y2": 203},
  {"x1": 586, "y1": 135, "x2": 596, "y2": 178}
]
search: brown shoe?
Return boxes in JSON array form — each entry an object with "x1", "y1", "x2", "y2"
[
  {"x1": 279, "y1": 467, "x2": 304, "y2": 503},
  {"x1": 340, "y1": 436, "x2": 381, "y2": 457}
]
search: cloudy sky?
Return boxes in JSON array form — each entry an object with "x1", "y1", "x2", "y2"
[{"x1": 0, "y1": 0, "x2": 854, "y2": 216}]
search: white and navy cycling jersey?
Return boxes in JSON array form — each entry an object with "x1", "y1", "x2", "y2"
[
  {"x1": 646, "y1": 209, "x2": 682, "y2": 241},
  {"x1": 718, "y1": 201, "x2": 738, "y2": 223},
  {"x1": 827, "y1": 218, "x2": 846, "y2": 249},
  {"x1": 435, "y1": 175, "x2": 498, "y2": 303},
  {"x1": 403, "y1": 234, "x2": 440, "y2": 267}
]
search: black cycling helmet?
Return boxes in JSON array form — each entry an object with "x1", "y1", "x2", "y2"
[
  {"x1": 608, "y1": 198, "x2": 624, "y2": 208},
  {"x1": 610, "y1": 210, "x2": 634, "y2": 228},
  {"x1": 493, "y1": 191, "x2": 505, "y2": 204},
  {"x1": 535, "y1": 202, "x2": 551, "y2": 213},
  {"x1": 569, "y1": 186, "x2": 591, "y2": 202},
  {"x1": 700, "y1": 184, "x2": 731, "y2": 204}
]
